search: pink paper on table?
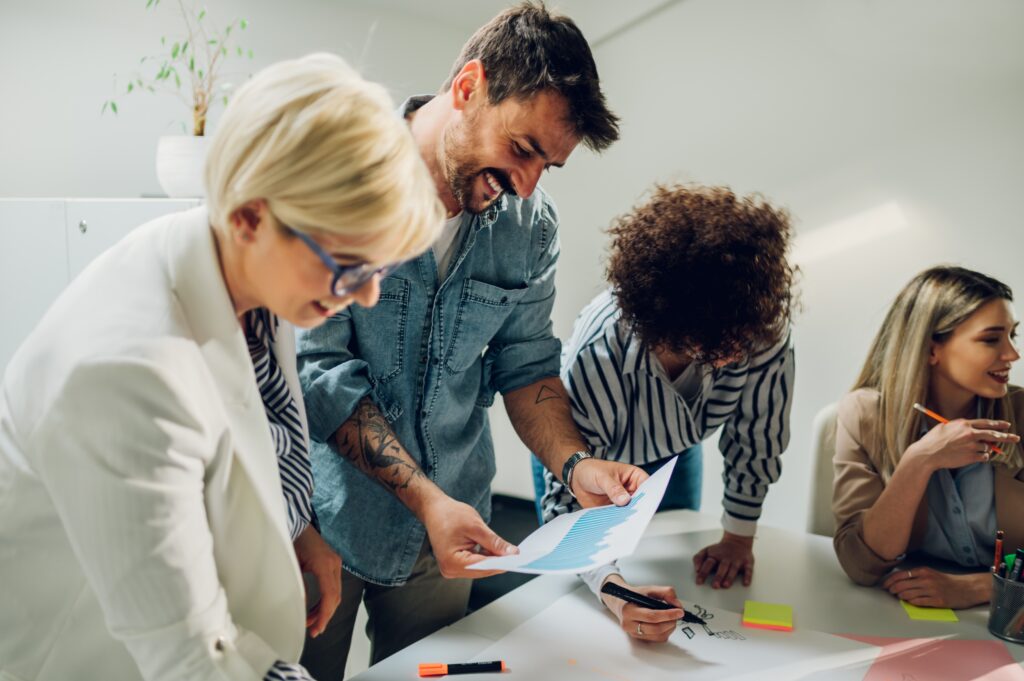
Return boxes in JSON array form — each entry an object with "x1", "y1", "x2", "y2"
[{"x1": 841, "y1": 635, "x2": 1024, "y2": 681}]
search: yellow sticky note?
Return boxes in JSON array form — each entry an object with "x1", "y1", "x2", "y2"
[
  {"x1": 742, "y1": 600, "x2": 794, "y2": 631},
  {"x1": 901, "y1": 600, "x2": 959, "y2": 622}
]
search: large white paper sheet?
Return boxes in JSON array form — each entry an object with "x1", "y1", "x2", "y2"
[
  {"x1": 470, "y1": 457, "x2": 679, "y2": 575},
  {"x1": 470, "y1": 589, "x2": 884, "y2": 681}
]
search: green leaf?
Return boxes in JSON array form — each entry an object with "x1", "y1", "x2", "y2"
[
  {"x1": 240, "y1": 18, "x2": 248, "y2": 29},
  {"x1": 222, "y1": 95, "x2": 228, "y2": 106},
  {"x1": 145, "y1": 0, "x2": 155, "y2": 8},
  {"x1": 208, "y1": 39, "x2": 217, "y2": 45},
  {"x1": 225, "y1": 24, "x2": 232, "y2": 36},
  {"x1": 181, "y1": 40, "x2": 188, "y2": 54},
  {"x1": 248, "y1": 48, "x2": 253, "y2": 59},
  {"x1": 127, "y1": 82, "x2": 134, "y2": 93},
  {"x1": 198, "y1": 68, "x2": 204, "y2": 79},
  {"x1": 221, "y1": 45, "x2": 227, "y2": 57},
  {"x1": 236, "y1": 46, "x2": 242, "y2": 57},
  {"x1": 160, "y1": 35, "x2": 165, "y2": 46},
  {"x1": 189, "y1": 56, "x2": 195, "y2": 72},
  {"x1": 101, "y1": 101, "x2": 109, "y2": 114},
  {"x1": 198, "y1": 8, "x2": 206, "y2": 21},
  {"x1": 111, "y1": 101, "x2": 118, "y2": 114},
  {"x1": 171, "y1": 42, "x2": 180, "y2": 58}
]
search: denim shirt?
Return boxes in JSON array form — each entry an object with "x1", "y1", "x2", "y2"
[{"x1": 297, "y1": 117, "x2": 562, "y2": 584}]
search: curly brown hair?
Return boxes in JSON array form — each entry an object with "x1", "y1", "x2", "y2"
[{"x1": 606, "y1": 184, "x2": 796, "y2": 364}]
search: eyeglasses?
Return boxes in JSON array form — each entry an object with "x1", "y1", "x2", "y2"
[{"x1": 287, "y1": 227, "x2": 401, "y2": 297}]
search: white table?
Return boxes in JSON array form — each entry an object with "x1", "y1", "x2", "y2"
[{"x1": 350, "y1": 510, "x2": 1021, "y2": 679}]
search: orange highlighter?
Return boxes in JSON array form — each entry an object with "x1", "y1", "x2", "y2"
[
  {"x1": 419, "y1": 661, "x2": 507, "y2": 677},
  {"x1": 912, "y1": 402, "x2": 1004, "y2": 455}
]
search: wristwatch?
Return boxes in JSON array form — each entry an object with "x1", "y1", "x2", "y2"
[{"x1": 562, "y1": 450, "x2": 593, "y2": 497}]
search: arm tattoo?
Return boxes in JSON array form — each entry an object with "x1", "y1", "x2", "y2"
[
  {"x1": 335, "y1": 398, "x2": 425, "y2": 494},
  {"x1": 534, "y1": 384, "x2": 561, "y2": 404}
]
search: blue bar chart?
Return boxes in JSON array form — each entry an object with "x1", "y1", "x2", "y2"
[
  {"x1": 470, "y1": 456, "x2": 678, "y2": 575},
  {"x1": 523, "y1": 493, "x2": 646, "y2": 571}
]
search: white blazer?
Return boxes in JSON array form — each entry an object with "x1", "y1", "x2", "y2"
[{"x1": 0, "y1": 207, "x2": 306, "y2": 681}]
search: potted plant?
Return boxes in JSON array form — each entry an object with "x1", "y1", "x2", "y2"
[{"x1": 103, "y1": 0, "x2": 252, "y2": 197}]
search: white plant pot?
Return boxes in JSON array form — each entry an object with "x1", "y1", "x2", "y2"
[{"x1": 156, "y1": 135, "x2": 210, "y2": 198}]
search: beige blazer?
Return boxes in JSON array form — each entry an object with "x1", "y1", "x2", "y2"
[
  {"x1": 0, "y1": 207, "x2": 305, "y2": 681},
  {"x1": 832, "y1": 386, "x2": 1024, "y2": 586}
]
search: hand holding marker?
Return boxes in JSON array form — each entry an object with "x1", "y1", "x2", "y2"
[{"x1": 600, "y1": 581, "x2": 706, "y2": 625}]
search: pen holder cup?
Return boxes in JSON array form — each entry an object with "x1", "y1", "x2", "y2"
[{"x1": 989, "y1": 572, "x2": 1024, "y2": 644}]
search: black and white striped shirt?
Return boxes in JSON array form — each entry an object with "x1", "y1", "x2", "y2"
[
  {"x1": 541, "y1": 290, "x2": 794, "y2": 536},
  {"x1": 246, "y1": 309, "x2": 317, "y2": 681},
  {"x1": 246, "y1": 309, "x2": 314, "y2": 542}
]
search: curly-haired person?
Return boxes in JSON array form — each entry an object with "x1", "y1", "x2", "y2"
[{"x1": 535, "y1": 184, "x2": 797, "y2": 644}]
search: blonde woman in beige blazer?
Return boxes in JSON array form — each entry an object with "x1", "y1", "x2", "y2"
[
  {"x1": 0, "y1": 54, "x2": 442, "y2": 681},
  {"x1": 833, "y1": 266, "x2": 1024, "y2": 609}
]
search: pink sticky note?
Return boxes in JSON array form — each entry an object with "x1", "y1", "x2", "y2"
[{"x1": 841, "y1": 635, "x2": 1024, "y2": 681}]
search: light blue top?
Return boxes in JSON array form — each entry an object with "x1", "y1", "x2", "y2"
[
  {"x1": 921, "y1": 462, "x2": 997, "y2": 567},
  {"x1": 297, "y1": 97, "x2": 563, "y2": 585},
  {"x1": 919, "y1": 400, "x2": 997, "y2": 568}
]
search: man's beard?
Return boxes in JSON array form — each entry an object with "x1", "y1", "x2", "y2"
[{"x1": 441, "y1": 119, "x2": 512, "y2": 215}]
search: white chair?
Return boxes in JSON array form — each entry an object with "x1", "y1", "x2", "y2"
[{"x1": 807, "y1": 402, "x2": 839, "y2": 537}]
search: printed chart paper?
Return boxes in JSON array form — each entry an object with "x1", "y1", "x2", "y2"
[
  {"x1": 469, "y1": 457, "x2": 678, "y2": 574},
  {"x1": 470, "y1": 588, "x2": 882, "y2": 681}
]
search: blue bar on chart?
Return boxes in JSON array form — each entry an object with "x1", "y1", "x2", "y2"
[{"x1": 523, "y1": 493, "x2": 646, "y2": 571}]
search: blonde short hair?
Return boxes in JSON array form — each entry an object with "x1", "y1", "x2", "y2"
[{"x1": 206, "y1": 52, "x2": 443, "y2": 262}]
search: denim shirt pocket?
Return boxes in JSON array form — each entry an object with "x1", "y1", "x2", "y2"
[
  {"x1": 445, "y1": 278, "x2": 528, "y2": 374},
  {"x1": 350, "y1": 276, "x2": 409, "y2": 383}
]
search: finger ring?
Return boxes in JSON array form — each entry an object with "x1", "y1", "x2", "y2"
[
  {"x1": 636, "y1": 623, "x2": 644, "y2": 637},
  {"x1": 907, "y1": 570, "x2": 913, "y2": 579}
]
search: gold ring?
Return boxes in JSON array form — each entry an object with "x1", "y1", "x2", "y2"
[
  {"x1": 907, "y1": 570, "x2": 913, "y2": 579},
  {"x1": 636, "y1": 623, "x2": 644, "y2": 637}
]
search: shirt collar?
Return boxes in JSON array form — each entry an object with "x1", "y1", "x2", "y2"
[{"x1": 620, "y1": 322, "x2": 653, "y2": 376}]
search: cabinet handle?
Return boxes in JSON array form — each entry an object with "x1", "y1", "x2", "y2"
[{"x1": 78, "y1": 219, "x2": 88, "y2": 234}]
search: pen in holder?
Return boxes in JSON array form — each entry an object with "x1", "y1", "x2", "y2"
[{"x1": 989, "y1": 570, "x2": 1024, "y2": 644}]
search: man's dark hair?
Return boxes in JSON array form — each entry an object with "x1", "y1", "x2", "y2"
[
  {"x1": 442, "y1": 2, "x2": 619, "y2": 152},
  {"x1": 607, "y1": 184, "x2": 797, "y2": 364}
]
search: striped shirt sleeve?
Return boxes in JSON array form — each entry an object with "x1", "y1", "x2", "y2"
[
  {"x1": 265, "y1": 661, "x2": 315, "y2": 680},
  {"x1": 717, "y1": 331, "x2": 794, "y2": 535}
]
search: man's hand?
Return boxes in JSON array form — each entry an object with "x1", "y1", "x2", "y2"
[
  {"x1": 569, "y1": 458, "x2": 648, "y2": 508},
  {"x1": 693, "y1": 531, "x2": 754, "y2": 589},
  {"x1": 420, "y1": 495, "x2": 518, "y2": 579},
  {"x1": 293, "y1": 525, "x2": 343, "y2": 637},
  {"x1": 881, "y1": 567, "x2": 991, "y2": 609},
  {"x1": 600, "y1": 575, "x2": 683, "y2": 643}
]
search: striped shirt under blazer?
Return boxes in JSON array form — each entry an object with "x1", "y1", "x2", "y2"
[{"x1": 541, "y1": 289, "x2": 794, "y2": 536}]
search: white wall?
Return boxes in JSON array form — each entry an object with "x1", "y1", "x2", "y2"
[
  {"x1": 488, "y1": 0, "x2": 1024, "y2": 534},
  {"x1": 0, "y1": 0, "x2": 467, "y2": 197},
  {"x1": 4, "y1": 1, "x2": 1024, "y2": 536}
]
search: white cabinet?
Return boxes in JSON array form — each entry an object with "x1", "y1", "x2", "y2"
[
  {"x1": 65, "y1": 200, "x2": 197, "y2": 280},
  {"x1": 0, "y1": 199, "x2": 198, "y2": 372},
  {"x1": 0, "y1": 201, "x2": 68, "y2": 371}
]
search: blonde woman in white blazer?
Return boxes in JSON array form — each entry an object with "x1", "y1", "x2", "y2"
[{"x1": 0, "y1": 54, "x2": 443, "y2": 681}]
